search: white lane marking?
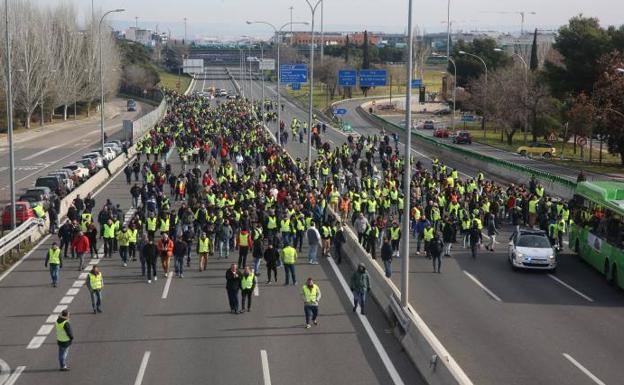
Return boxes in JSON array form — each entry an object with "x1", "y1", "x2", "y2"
[
  {"x1": 133, "y1": 351, "x2": 151, "y2": 385},
  {"x1": 4, "y1": 366, "x2": 26, "y2": 385},
  {"x1": 36, "y1": 324, "x2": 54, "y2": 336},
  {"x1": 78, "y1": 273, "x2": 88, "y2": 279},
  {"x1": 59, "y1": 296, "x2": 74, "y2": 305},
  {"x1": 161, "y1": 273, "x2": 173, "y2": 299},
  {"x1": 548, "y1": 275, "x2": 594, "y2": 302},
  {"x1": 53, "y1": 305, "x2": 67, "y2": 313},
  {"x1": 463, "y1": 271, "x2": 502, "y2": 302},
  {"x1": 66, "y1": 288, "x2": 80, "y2": 296},
  {"x1": 45, "y1": 314, "x2": 58, "y2": 323},
  {"x1": 260, "y1": 350, "x2": 272, "y2": 385},
  {"x1": 26, "y1": 336, "x2": 46, "y2": 349},
  {"x1": 563, "y1": 353, "x2": 606, "y2": 385},
  {"x1": 0, "y1": 166, "x2": 8, "y2": 173},
  {"x1": 0, "y1": 358, "x2": 10, "y2": 385},
  {"x1": 89, "y1": 258, "x2": 100, "y2": 265},
  {"x1": 328, "y1": 257, "x2": 406, "y2": 385},
  {"x1": 21, "y1": 144, "x2": 63, "y2": 160},
  {"x1": 72, "y1": 280, "x2": 85, "y2": 288}
]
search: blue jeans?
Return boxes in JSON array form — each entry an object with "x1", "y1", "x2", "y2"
[
  {"x1": 308, "y1": 243, "x2": 318, "y2": 263},
  {"x1": 353, "y1": 290, "x2": 367, "y2": 311},
  {"x1": 383, "y1": 260, "x2": 392, "y2": 278},
  {"x1": 90, "y1": 290, "x2": 102, "y2": 311},
  {"x1": 119, "y1": 246, "x2": 128, "y2": 263},
  {"x1": 174, "y1": 255, "x2": 184, "y2": 275},
  {"x1": 227, "y1": 288, "x2": 239, "y2": 312},
  {"x1": 58, "y1": 344, "x2": 70, "y2": 368},
  {"x1": 218, "y1": 239, "x2": 229, "y2": 258},
  {"x1": 253, "y1": 257, "x2": 262, "y2": 274},
  {"x1": 284, "y1": 263, "x2": 296, "y2": 285},
  {"x1": 304, "y1": 304, "x2": 318, "y2": 325},
  {"x1": 281, "y1": 232, "x2": 291, "y2": 246},
  {"x1": 49, "y1": 264, "x2": 60, "y2": 286}
]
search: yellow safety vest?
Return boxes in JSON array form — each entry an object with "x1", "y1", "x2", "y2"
[
  {"x1": 147, "y1": 218, "x2": 157, "y2": 231},
  {"x1": 368, "y1": 199, "x2": 377, "y2": 213},
  {"x1": 302, "y1": 284, "x2": 320, "y2": 304},
  {"x1": 48, "y1": 248, "x2": 61, "y2": 265},
  {"x1": 267, "y1": 216, "x2": 277, "y2": 230},
  {"x1": 33, "y1": 205, "x2": 45, "y2": 218},
  {"x1": 423, "y1": 228, "x2": 434, "y2": 241},
  {"x1": 282, "y1": 246, "x2": 297, "y2": 264},
  {"x1": 89, "y1": 272, "x2": 103, "y2": 290},
  {"x1": 55, "y1": 320, "x2": 70, "y2": 342},
  {"x1": 103, "y1": 223, "x2": 115, "y2": 239},
  {"x1": 159, "y1": 218, "x2": 170, "y2": 232},
  {"x1": 117, "y1": 231, "x2": 131, "y2": 247},
  {"x1": 528, "y1": 200, "x2": 538, "y2": 214},
  {"x1": 129, "y1": 229, "x2": 138, "y2": 243},
  {"x1": 239, "y1": 233, "x2": 249, "y2": 247},
  {"x1": 390, "y1": 227, "x2": 401, "y2": 240},
  {"x1": 280, "y1": 219, "x2": 291, "y2": 233},
  {"x1": 241, "y1": 273, "x2": 255, "y2": 290}
]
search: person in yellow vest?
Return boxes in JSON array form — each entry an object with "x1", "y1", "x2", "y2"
[
  {"x1": 55, "y1": 309, "x2": 73, "y2": 371},
  {"x1": 102, "y1": 219, "x2": 115, "y2": 258},
  {"x1": 86, "y1": 265, "x2": 103, "y2": 314},
  {"x1": 240, "y1": 265, "x2": 257, "y2": 312},
  {"x1": 45, "y1": 242, "x2": 62, "y2": 287},
  {"x1": 388, "y1": 221, "x2": 401, "y2": 256},
  {"x1": 423, "y1": 223, "x2": 435, "y2": 259},
  {"x1": 128, "y1": 223, "x2": 138, "y2": 262},
  {"x1": 528, "y1": 195, "x2": 539, "y2": 228},
  {"x1": 117, "y1": 225, "x2": 132, "y2": 267},
  {"x1": 302, "y1": 277, "x2": 321, "y2": 329},
  {"x1": 146, "y1": 213, "x2": 157, "y2": 241},
  {"x1": 236, "y1": 228, "x2": 253, "y2": 269},
  {"x1": 197, "y1": 232, "x2": 211, "y2": 272},
  {"x1": 281, "y1": 243, "x2": 298, "y2": 285}
]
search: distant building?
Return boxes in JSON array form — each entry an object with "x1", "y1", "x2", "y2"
[
  {"x1": 125, "y1": 27, "x2": 153, "y2": 46},
  {"x1": 289, "y1": 31, "x2": 381, "y2": 47}
]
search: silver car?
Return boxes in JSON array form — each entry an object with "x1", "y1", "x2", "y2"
[{"x1": 508, "y1": 229, "x2": 557, "y2": 272}]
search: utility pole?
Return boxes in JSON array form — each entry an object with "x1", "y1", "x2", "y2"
[
  {"x1": 5, "y1": 0, "x2": 16, "y2": 229},
  {"x1": 184, "y1": 17, "x2": 187, "y2": 44},
  {"x1": 446, "y1": 0, "x2": 451, "y2": 58},
  {"x1": 135, "y1": 16, "x2": 138, "y2": 28},
  {"x1": 320, "y1": 0, "x2": 324, "y2": 64},
  {"x1": 290, "y1": 6, "x2": 294, "y2": 36},
  {"x1": 305, "y1": 0, "x2": 322, "y2": 176}
]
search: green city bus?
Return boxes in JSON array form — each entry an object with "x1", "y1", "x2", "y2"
[{"x1": 569, "y1": 181, "x2": 624, "y2": 288}]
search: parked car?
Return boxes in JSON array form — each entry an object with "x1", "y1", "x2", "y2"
[
  {"x1": 508, "y1": 229, "x2": 557, "y2": 272},
  {"x1": 127, "y1": 99, "x2": 137, "y2": 112},
  {"x1": 423, "y1": 120, "x2": 435, "y2": 130},
  {"x1": 516, "y1": 142, "x2": 556, "y2": 158},
  {"x1": 104, "y1": 142, "x2": 122, "y2": 156},
  {"x1": 2, "y1": 201, "x2": 35, "y2": 228},
  {"x1": 433, "y1": 127, "x2": 450, "y2": 138},
  {"x1": 48, "y1": 170, "x2": 74, "y2": 192},
  {"x1": 63, "y1": 163, "x2": 89, "y2": 180},
  {"x1": 452, "y1": 131, "x2": 472, "y2": 144},
  {"x1": 76, "y1": 158, "x2": 97, "y2": 175},
  {"x1": 218, "y1": 90, "x2": 228, "y2": 97},
  {"x1": 25, "y1": 186, "x2": 53, "y2": 201},
  {"x1": 35, "y1": 175, "x2": 62, "y2": 195},
  {"x1": 433, "y1": 107, "x2": 452, "y2": 116},
  {"x1": 90, "y1": 147, "x2": 115, "y2": 161},
  {"x1": 18, "y1": 190, "x2": 49, "y2": 211},
  {"x1": 82, "y1": 152, "x2": 105, "y2": 168}
]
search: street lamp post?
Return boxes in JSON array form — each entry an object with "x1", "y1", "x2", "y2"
[
  {"x1": 305, "y1": 0, "x2": 322, "y2": 175},
  {"x1": 320, "y1": 0, "x2": 324, "y2": 65},
  {"x1": 446, "y1": 0, "x2": 451, "y2": 58},
  {"x1": 459, "y1": 51, "x2": 487, "y2": 137},
  {"x1": 400, "y1": 0, "x2": 415, "y2": 308},
  {"x1": 4, "y1": 0, "x2": 16, "y2": 229},
  {"x1": 260, "y1": 42, "x2": 265, "y2": 125},
  {"x1": 246, "y1": 20, "x2": 309, "y2": 146},
  {"x1": 99, "y1": 9, "x2": 125, "y2": 161}
]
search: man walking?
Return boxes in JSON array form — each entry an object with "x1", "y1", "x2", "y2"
[
  {"x1": 71, "y1": 231, "x2": 90, "y2": 271},
  {"x1": 350, "y1": 264, "x2": 371, "y2": 314},
  {"x1": 305, "y1": 223, "x2": 321, "y2": 265},
  {"x1": 240, "y1": 265, "x2": 256, "y2": 313},
  {"x1": 173, "y1": 234, "x2": 188, "y2": 278},
  {"x1": 468, "y1": 221, "x2": 482, "y2": 259},
  {"x1": 380, "y1": 238, "x2": 393, "y2": 278},
  {"x1": 263, "y1": 243, "x2": 279, "y2": 284},
  {"x1": 197, "y1": 232, "x2": 210, "y2": 272},
  {"x1": 157, "y1": 234, "x2": 174, "y2": 278},
  {"x1": 45, "y1": 242, "x2": 62, "y2": 287},
  {"x1": 302, "y1": 277, "x2": 321, "y2": 329},
  {"x1": 281, "y1": 242, "x2": 298, "y2": 285},
  {"x1": 86, "y1": 266, "x2": 103, "y2": 314},
  {"x1": 55, "y1": 309, "x2": 73, "y2": 371},
  {"x1": 430, "y1": 233, "x2": 444, "y2": 273},
  {"x1": 116, "y1": 225, "x2": 131, "y2": 267},
  {"x1": 142, "y1": 237, "x2": 158, "y2": 283},
  {"x1": 236, "y1": 227, "x2": 252, "y2": 269},
  {"x1": 225, "y1": 264, "x2": 241, "y2": 313}
]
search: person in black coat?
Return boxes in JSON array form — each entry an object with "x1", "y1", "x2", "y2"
[
  {"x1": 380, "y1": 239, "x2": 393, "y2": 278},
  {"x1": 430, "y1": 234, "x2": 444, "y2": 273},
  {"x1": 225, "y1": 264, "x2": 241, "y2": 313},
  {"x1": 468, "y1": 222, "x2": 483, "y2": 259},
  {"x1": 142, "y1": 238, "x2": 158, "y2": 283},
  {"x1": 333, "y1": 223, "x2": 346, "y2": 264},
  {"x1": 263, "y1": 243, "x2": 279, "y2": 284}
]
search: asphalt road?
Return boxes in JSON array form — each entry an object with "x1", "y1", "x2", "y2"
[
  {"x1": 0, "y1": 70, "x2": 423, "y2": 385},
  {"x1": 241, "y1": 69, "x2": 624, "y2": 385},
  {"x1": 0, "y1": 99, "x2": 153, "y2": 206}
]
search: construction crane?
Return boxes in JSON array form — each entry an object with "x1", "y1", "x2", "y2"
[{"x1": 482, "y1": 11, "x2": 536, "y2": 35}]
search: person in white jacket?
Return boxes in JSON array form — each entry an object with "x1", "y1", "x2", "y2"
[{"x1": 305, "y1": 223, "x2": 322, "y2": 265}]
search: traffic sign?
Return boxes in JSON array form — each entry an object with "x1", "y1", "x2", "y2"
[
  {"x1": 338, "y1": 70, "x2": 357, "y2": 86},
  {"x1": 280, "y1": 64, "x2": 308, "y2": 84},
  {"x1": 411, "y1": 79, "x2": 422, "y2": 88},
  {"x1": 359, "y1": 69, "x2": 387, "y2": 87},
  {"x1": 548, "y1": 133, "x2": 557, "y2": 142},
  {"x1": 576, "y1": 136, "x2": 587, "y2": 146},
  {"x1": 342, "y1": 123, "x2": 353, "y2": 133},
  {"x1": 291, "y1": 82, "x2": 301, "y2": 91},
  {"x1": 334, "y1": 108, "x2": 347, "y2": 115}
]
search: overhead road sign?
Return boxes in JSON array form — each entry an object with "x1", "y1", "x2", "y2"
[
  {"x1": 280, "y1": 64, "x2": 308, "y2": 84},
  {"x1": 359, "y1": 69, "x2": 387, "y2": 87},
  {"x1": 411, "y1": 79, "x2": 422, "y2": 88},
  {"x1": 259, "y1": 59, "x2": 276, "y2": 71},
  {"x1": 291, "y1": 83, "x2": 301, "y2": 91},
  {"x1": 338, "y1": 70, "x2": 357, "y2": 86}
]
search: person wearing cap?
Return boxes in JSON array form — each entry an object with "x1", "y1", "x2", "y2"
[
  {"x1": 302, "y1": 277, "x2": 321, "y2": 328},
  {"x1": 350, "y1": 264, "x2": 371, "y2": 315},
  {"x1": 45, "y1": 242, "x2": 63, "y2": 287},
  {"x1": 55, "y1": 309, "x2": 73, "y2": 371}
]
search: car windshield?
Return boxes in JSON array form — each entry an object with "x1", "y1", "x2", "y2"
[{"x1": 517, "y1": 235, "x2": 552, "y2": 248}]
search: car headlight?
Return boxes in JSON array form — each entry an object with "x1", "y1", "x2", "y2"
[
  {"x1": 548, "y1": 255, "x2": 555, "y2": 260},
  {"x1": 515, "y1": 252, "x2": 523, "y2": 259}
]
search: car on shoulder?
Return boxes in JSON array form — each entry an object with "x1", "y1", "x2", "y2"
[
  {"x1": 18, "y1": 190, "x2": 49, "y2": 211},
  {"x1": 433, "y1": 107, "x2": 451, "y2": 115},
  {"x1": 452, "y1": 131, "x2": 472, "y2": 144},
  {"x1": 48, "y1": 170, "x2": 74, "y2": 192},
  {"x1": 63, "y1": 163, "x2": 90, "y2": 181},
  {"x1": 433, "y1": 127, "x2": 450, "y2": 138},
  {"x1": 508, "y1": 229, "x2": 557, "y2": 272},
  {"x1": 76, "y1": 158, "x2": 97, "y2": 175},
  {"x1": 423, "y1": 120, "x2": 435, "y2": 130},
  {"x1": 516, "y1": 142, "x2": 556, "y2": 158},
  {"x1": 127, "y1": 99, "x2": 137, "y2": 112},
  {"x1": 226, "y1": 94, "x2": 237, "y2": 99},
  {"x1": 2, "y1": 201, "x2": 35, "y2": 228},
  {"x1": 104, "y1": 142, "x2": 122, "y2": 156},
  {"x1": 82, "y1": 153, "x2": 104, "y2": 169},
  {"x1": 218, "y1": 90, "x2": 228, "y2": 97},
  {"x1": 35, "y1": 175, "x2": 62, "y2": 195}
]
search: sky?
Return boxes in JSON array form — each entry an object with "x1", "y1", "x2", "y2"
[{"x1": 32, "y1": 0, "x2": 624, "y2": 40}]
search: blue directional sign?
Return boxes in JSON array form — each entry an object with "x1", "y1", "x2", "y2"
[
  {"x1": 291, "y1": 82, "x2": 301, "y2": 91},
  {"x1": 411, "y1": 79, "x2": 422, "y2": 88},
  {"x1": 333, "y1": 108, "x2": 347, "y2": 115},
  {"x1": 359, "y1": 69, "x2": 387, "y2": 87},
  {"x1": 338, "y1": 70, "x2": 357, "y2": 86},
  {"x1": 280, "y1": 64, "x2": 308, "y2": 84}
]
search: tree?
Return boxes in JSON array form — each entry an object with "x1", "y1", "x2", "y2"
[
  {"x1": 315, "y1": 56, "x2": 343, "y2": 99},
  {"x1": 344, "y1": 35, "x2": 350, "y2": 64},
  {"x1": 360, "y1": 30, "x2": 370, "y2": 96},
  {"x1": 530, "y1": 29, "x2": 539, "y2": 71},
  {"x1": 591, "y1": 51, "x2": 624, "y2": 165},
  {"x1": 544, "y1": 15, "x2": 611, "y2": 97},
  {"x1": 451, "y1": 38, "x2": 511, "y2": 87}
]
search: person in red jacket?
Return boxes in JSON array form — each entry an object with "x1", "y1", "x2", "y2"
[
  {"x1": 71, "y1": 231, "x2": 90, "y2": 271},
  {"x1": 157, "y1": 234, "x2": 174, "y2": 278},
  {"x1": 235, "y1": 228, "x2": 253, "y2": 269}
]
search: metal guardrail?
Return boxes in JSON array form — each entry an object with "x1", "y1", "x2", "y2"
[{"x1": 0, "y1": 218, "x2": 44, "y2": 259}]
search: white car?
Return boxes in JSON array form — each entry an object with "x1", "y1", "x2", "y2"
[
  {"x1": 90, "y1": 147, "x2": 115, "y2": 161},
  {"x1": 82, "y1": 153, "x2": 104, "y2": 168},
  {"x1": 508, "y1": 229, "x2": 557, "y2": 272},
  {"x1": 63, "y1": 163, "x2": 89, "y2": 179},
  {"x1": 48, "y1": 171, "x2": 74, "y2": 192},
  {"x1": 104, "y1": 143, "x2": 122, "y2": 156}
]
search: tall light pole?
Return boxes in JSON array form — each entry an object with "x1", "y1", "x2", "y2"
[
  {"x1": 400, "y1": 0, "x2": 414, "y2": 308},
  {"x1": 246, "y1": 20, "x2": 309, "y2": 146},
  {"x1": 459, "y1": 50, "x2": 487, "y2": 137},
  {"x1": 135, "y1": 16, "x2": 138, "y2": 28},
  {"x1": 184, "y1": 17, "x2": 187, "y2": 44},
  {"x1": 4, "y1": 0, "x2": 16, "y2": 229},
  {"x1": 495, "y1": 48, "x2": 529, "y2": 143},
  {"x1": 319, "y1": 0, "x2": 324, "y2": 65},
  {"x1": 446, "y1": 0, "x2": 451, "y2": 58},
  {"x1": 260, "y1": 41, "x2": 265, "y2": 125},
  {"x1": 290, "y1": 6, "x2": 294, "y2": 36},
  {"x1": 99, "y1": 8, "x2": 125, "y2": 156},
  {"x1": 305, "y1": 0, "x2": 322, "y2": 175}
]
